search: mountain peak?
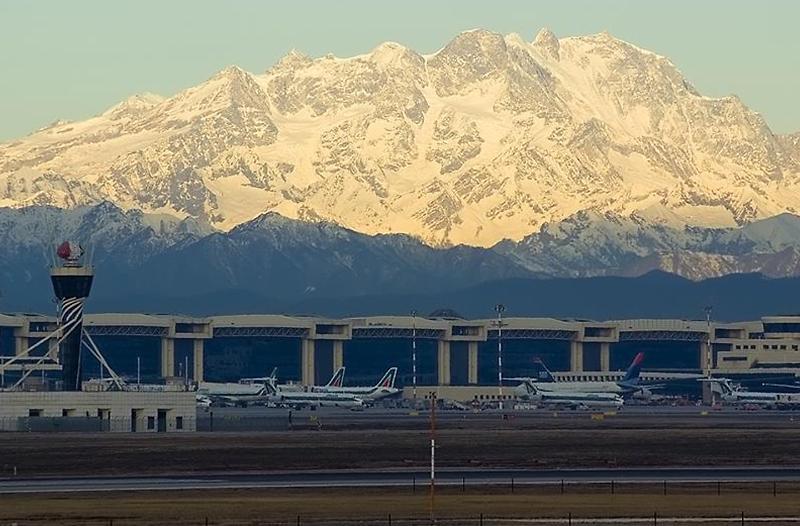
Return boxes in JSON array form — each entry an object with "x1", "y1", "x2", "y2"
[
  {"x1": 433, "y1": 28, "x2": 507, "y2": 58},
  {"x1": 448, "y1": 28, "x2": 505, "y2": 47},
  {"x1": 102, "y1": 92, "x2": 164, "y2": 119},
  {"x1": 211, "y1": 65, "x2": 249, "y2": 80},
  {"x1": 172, "y1": 64, "x2": 270, "y2": 112},
  {"x1": 236, "y1": 211, "x2": 318, "y2": 232},
  {"x1": 595, "y1": 30, "x2": 616, "y2": 41},
  {"x1": 272, "y1": 49, "x2": 313, "y2": 72},
  {"x1": 532, "y1": 27, "x2": 560, "y2": 60},
  {"x1": 578, "y1": 30, "x2": 665, "y2": 59},
  {"x1": 368, "y1": 41, "x2": 413, "y2": 67}
]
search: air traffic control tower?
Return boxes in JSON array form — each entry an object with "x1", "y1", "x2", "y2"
[{"x1": 50, "y1": 241, "x2": 93, "y2": 391}]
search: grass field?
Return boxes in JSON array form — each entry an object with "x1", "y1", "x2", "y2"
[
  {"x1": 2, "y1": 485, "x2": 800, "y2": 525},
  {"x1": 4, "y1": 415, "x2": 800, "y2": 524},
  {"x1": 2, "y1": 425, "x2": 800, "y2": 477}
]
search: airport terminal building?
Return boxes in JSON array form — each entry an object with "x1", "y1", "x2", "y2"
[{"x1": 2, "y1": 313, "x2": 800, "y2": 393}]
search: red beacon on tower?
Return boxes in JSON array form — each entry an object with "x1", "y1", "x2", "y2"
[{"x1": 56, "y1": 241, "x2": 85, "y2": 267}]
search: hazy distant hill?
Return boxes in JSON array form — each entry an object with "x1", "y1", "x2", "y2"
[
  {"x1": 85, "y1": 271, "x2": 800, "y2": 322},
  {"x1": 0, "y1": 202, "x2": 797, "y2": 320}
]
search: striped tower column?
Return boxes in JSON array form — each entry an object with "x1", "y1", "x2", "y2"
[{"x1": 51, "y1": 264, "x2": 94, "y2": 391}]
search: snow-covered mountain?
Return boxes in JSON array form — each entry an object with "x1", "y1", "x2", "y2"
[
  {"x1": 2, "y1": 29, "x2": 798, "y2": 248},
  {"x1": 496, "y1": 211, "x2": 800, "y2": 279}
]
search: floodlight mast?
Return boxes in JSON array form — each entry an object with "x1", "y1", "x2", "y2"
[
  {"x1": 704, "y1": 306, "x2": 713, "y2": 377},
  {"x1": 429, "y1": 390, "x2": 437, "y2": 524},
  {"x1": 411, "y1": 310, "x2": 418, "y2": 402},
  {"x1": 495, "y1": 303, "x2": 506, "y2": 411}
]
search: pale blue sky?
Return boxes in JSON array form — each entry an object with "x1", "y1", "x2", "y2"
[{"x1": 0, "y1": 0, "x2": 798, "y2": 141}]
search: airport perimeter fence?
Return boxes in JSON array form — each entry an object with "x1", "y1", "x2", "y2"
[
  {"x1": 0, "y1": 416, "x2": 110, "y2": 432},
  {"x1": 8, "y1": 482, "x2": 800, "y2": 525},
  {"x1": 6, "y1": 515, "x2": 800, "y2": 525},
  {"x1": 196, "y1": 413, "x2": 289, "y2": 432}
]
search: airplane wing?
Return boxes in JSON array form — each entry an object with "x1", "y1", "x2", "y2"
[{"x1": 763, "y1": 383, "x2": 800, "y2": 390}]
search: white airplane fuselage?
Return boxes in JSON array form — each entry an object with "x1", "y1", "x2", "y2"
[
  {"x1": 311, "y1": 367, "x2": 399, "y2": 402},
  {"x1": 721, "y1": 391, "x2": 781, "y2": 406},
  {"x1": 711, "y1": 379, "x2": 800, "y2": 408},
  {"x1": 197, "y1": 382, "x2": 268, "y2": 405},
  {"x1": 312, "y1": 385, "x2": 399, "y2": 401},
  {"x1": 515, "y1": 381, "x2": 624, "y2": 409},
  {"x1": 270, "y1": 389, "x2": 365, "y2": 409},
  {"x1": 532, "y1": 381, "x2": 626, "y2": 394}
]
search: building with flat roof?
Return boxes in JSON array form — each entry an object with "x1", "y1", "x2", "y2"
[
  {"x1": 3, "y1": 313, "x2": 800, "y2": 390},
  {"x1": 0, "y1": 389, "x2": 196, "y2": 432}
]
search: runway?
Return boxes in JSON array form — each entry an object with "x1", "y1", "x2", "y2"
[
  {"x1": 3, "y1": 466, "x2": 800, "y2": 494},
  {"x1": 198, "y1": 404, "x2": 800, "y2": 432}
]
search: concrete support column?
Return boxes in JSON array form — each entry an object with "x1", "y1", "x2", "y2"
[
  {"x1": 14, "y1": 336, "x2": 28, "y2": 356},
  {"x1": 700, "y1": 341, "x2": 712, "y2": 372},
  {"x1": 467, "y1": 341, "x2": 479, "y2": 385},
  {"x1": 600, "y1": 342, "x2": 610, "y2": 372},
  {"x1": 160, "y1": 338, "x2": 175, "y2": 378},
  {"x1": 702, "y1": 380, "x2": 715, "y2": 405},
  {"x1": 332, "y1": 340, "x2": 344, "y2": 372},
  {"x1": 570, "y1": 341, "x2": 584, "y2": 372},
  {"x1": 437, "y1": 340, "x2": 451, "y2": 386},
  {"x1": 302, "y1": 339, "x2": 316, "y2": 386},
  {"x1": 47, "y1": 337, "x2": 59, "y2": 360},
  {"x1": 699, "y1": 341, "x2": 714, "y2": 405},
  {"x1": 192, "y1": 339, "x2": 204, "y2": 382}
]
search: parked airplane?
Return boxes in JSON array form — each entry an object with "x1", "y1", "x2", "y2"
[
  {"x1": 263, "y1": 377, "x2": 365, "y2": 409},
  {"x1": 705, "y1": 378, "x2": 800, "y2": 409},
  {"x1": 508, "y1": 353, "x2": 645, "y2": 396},
  {"x1": 514, "y1": 380, "x2": 624, "y2": 410},
  {"x1": 198, "y1": 367, "x2": 346, "y2": 406},
  {"x1": 312, "y1": 367, "x2": 399, "y2": 401},
  {"x1": 240, "y1": 367, "x2": 345, "y2": 391},
  {"x1": 196, "y1": 381, "x2": 270, "y2": 407},
  {"x1": 196, "y1": 394, "x2": 213, "y2": 408}
]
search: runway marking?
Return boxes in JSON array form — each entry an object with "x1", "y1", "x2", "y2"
[
  {"x1": 3, "y1": 477, "x2": 800, "y2": 493},
  {"x1": 499, "y1": 519, "x2": 800, "y2": 524},
  {"x1": 4, "y1": 466, "x2": 800, "y2": 494}
]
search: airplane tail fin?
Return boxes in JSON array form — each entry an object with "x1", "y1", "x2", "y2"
[
  {"x1": 269, "y1": 367, "x2": 278, "y2": 383},
  {"x1": 375, "y1": 367, "x2": 398, "y2": 389},
  {"x1": 719, "y1": 380, "x2": 733, "y2": 395},
  {"x1": 263, "y1": 377, "x2": 278, "y2": 396},
  {"x1": 524, "y1": 380, "x2": 539, "y2": 396},
  {"x1": 326, "y1": 367, "x2": 345, "y2": 387},
  {"x1": 620, "y1": 352, "x2": 645, "y2": 386},
  {"x1": 532, "y1": 357, "x2": 556, "y2": 383}
]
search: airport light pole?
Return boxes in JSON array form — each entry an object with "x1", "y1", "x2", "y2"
[
  {"x1": 412, "y1": 310, "x2": 418, "y2": 402},
  {"x1": 429, "y1": 390, "x2": 437, "y2": 524},
  {"x1": 495, "y1": 303, "x2": 506, "y2": 411},
  {"x1": 704, "y1": 305, "x2": 714, "y2": 406},
  {"x1": 704, "y1": 306, "x2": 713, "y2": 377}
]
